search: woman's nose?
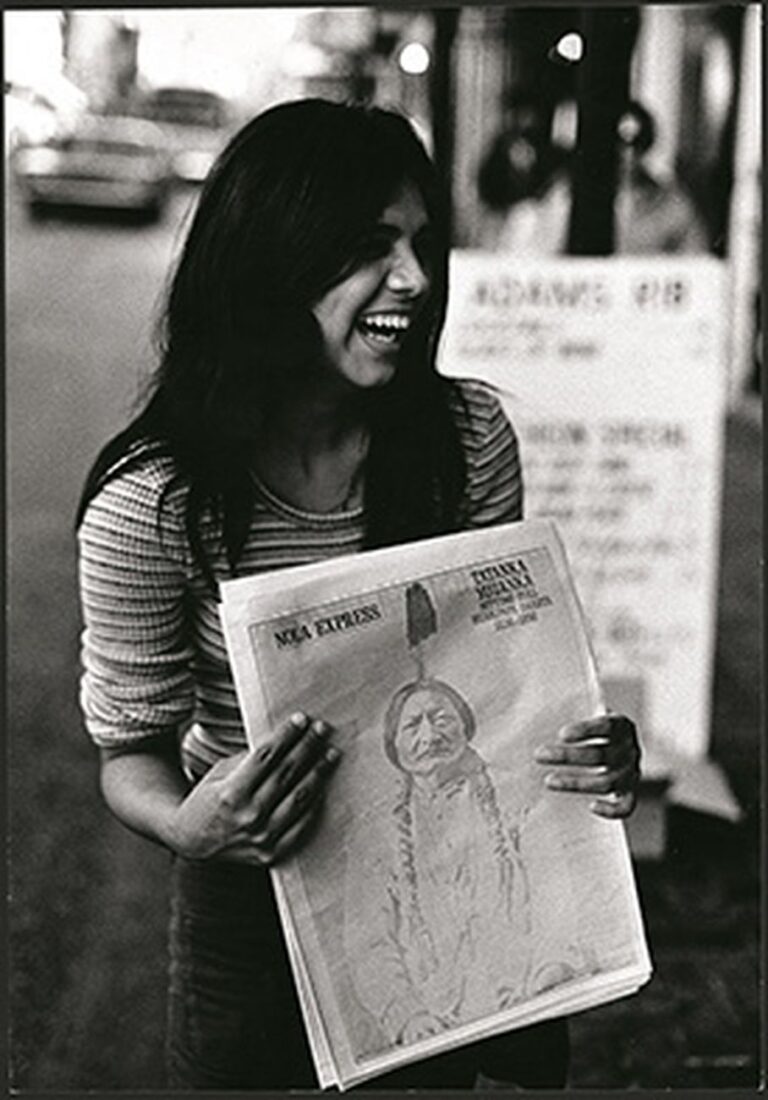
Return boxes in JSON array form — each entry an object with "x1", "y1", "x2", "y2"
[{"x1": 387, "y1": 242, "x2": 430, "y2": 298}]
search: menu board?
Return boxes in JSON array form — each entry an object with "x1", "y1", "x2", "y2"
[{"x1": 439, "y1": 255, "x2": 728, "y2": 761}]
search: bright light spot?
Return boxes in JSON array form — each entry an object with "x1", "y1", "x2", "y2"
[
  {"x1": 398, "y1": 42, "x2": 430, "y2": 76},
  {"x1": 552, "y1": 99, "x2": 578, "y2": 149},
  {"x1": 702, "y1": 36, "x2": 733, "y2": 132},
  {"x1": 555, "y1": 32, "x2": 584, "y2": 64}
]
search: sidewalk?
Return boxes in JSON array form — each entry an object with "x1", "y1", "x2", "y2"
[{"x1": 569, "y1": 398, "x2": 762, "y2": 1088}]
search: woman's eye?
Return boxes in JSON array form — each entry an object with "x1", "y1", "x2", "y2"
[{"x1": 355, "y1": 233, "x2": 393, "y2": 261}]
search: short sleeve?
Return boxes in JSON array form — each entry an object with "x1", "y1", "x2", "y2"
[
  {"x1": 77, "y1": 460, "x2": 196, "y2": 748},
  {"x1": 449, "y1": 378, "x2": 524, "y2": 527}
]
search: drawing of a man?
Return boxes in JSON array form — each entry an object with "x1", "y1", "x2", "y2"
[{"x1": 349, "y1": 677, "x2": 531, "y2": 1049}]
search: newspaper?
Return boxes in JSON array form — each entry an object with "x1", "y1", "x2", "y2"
[{"x1": 220, "y1": 519, "x2": 652, "y2": 1089}]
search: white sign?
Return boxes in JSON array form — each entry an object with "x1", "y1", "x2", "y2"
[{"x1": 440, "y1": 255, "x2": 728, "y2": 761}]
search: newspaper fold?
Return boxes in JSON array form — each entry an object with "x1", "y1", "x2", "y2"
[{"x1": 220, "y1": 518, "x2": 652, "y2": 1089}]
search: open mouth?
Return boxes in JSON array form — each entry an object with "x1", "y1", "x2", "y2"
[{"x1": 356, "y1": 311, "x2": 412, "y2": 349}]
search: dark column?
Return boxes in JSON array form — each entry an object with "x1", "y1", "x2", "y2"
[
  {"x1": 708, "y1": 6, "x2": 744, "y2": 256},
  {"x1": 567, "y1": 7, "x2": 639, "y2": 255},
  {"x1": 429, "y1": 8, "x2": 459, "y2": 241}
]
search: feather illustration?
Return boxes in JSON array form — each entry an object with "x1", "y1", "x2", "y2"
[{"x1": 406, "y1": 582, "x2": 437, "y2": 679}]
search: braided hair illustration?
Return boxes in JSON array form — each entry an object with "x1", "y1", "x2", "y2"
[{"x1": 382, "y1": 582, "x2": 529, "y2": 993}]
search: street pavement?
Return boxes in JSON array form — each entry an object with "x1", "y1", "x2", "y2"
[
  {"x1": 8, "y1": 186, "x2": 194, "y2": 1087},
  {"x1": 7, "y1": 185, "x2": 761, "y2": 1088}
]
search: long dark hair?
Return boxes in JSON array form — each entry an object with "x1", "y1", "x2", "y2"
[{"x1": 76, "y1": 99, "x2": 466, "y2": 589}]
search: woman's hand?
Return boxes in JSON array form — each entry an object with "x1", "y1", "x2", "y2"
[
  {"x1": 169, "y1": 711, "x2": 340, "y2": 865},
  {"x1": 534, "y1": 714, "x2": 641, "y2": 819}
]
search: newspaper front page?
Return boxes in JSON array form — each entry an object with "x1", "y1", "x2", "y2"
[{"x1": 220, "y1": 519, "x2": 652, "y2": 1089}]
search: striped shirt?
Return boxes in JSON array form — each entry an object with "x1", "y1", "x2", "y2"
[{"x1": 78, "y1": 378, "x2": 523, "y2": 778}]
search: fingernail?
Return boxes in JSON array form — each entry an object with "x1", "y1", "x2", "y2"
[
  {"x1": 534, "y1": 748, "x2": 554, "y2": 762},
  {"x1": 324, "y1": 746, "x2": 341, "y2": 765},
  {"x1": 290, "y1": 711, "x2": 308, "y2": 728},
  {"x1": 312, "y1": 719, "x2": 329, "y2": 737},
  {"x1": 545, "y1": 773, "x2": 563, "y2": 789}
]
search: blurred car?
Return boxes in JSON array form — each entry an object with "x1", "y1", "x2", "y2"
[
  {"x1": 137, "y1": 86, "x2": 233, "y2": 184},
  {"x1": 12, "y1": 114, "x2": 173, "y2": 221},
  {"x1": 4, "y1": 82, "x2": 60, "y2": 157},
  {"x1": 4, "y1": 76, "x2": 88, "y2": 158}
]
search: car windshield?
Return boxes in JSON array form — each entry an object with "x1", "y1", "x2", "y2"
[
  {"x1": 146, "y1": 91, "x2": 225, "y2": 128},
  {"x1": 54, "y1": 137, "x2": 154, "y2": 156}
]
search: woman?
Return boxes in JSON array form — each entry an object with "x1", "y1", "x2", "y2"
[{"x1": 76, "y1": 98, "x2": 640, "y2": 1090}]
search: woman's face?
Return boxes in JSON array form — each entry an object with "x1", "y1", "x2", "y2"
[
  {"x1": 394, "y1": 687, "x2": 468, "y2": 776},
  {"x1": 311, "y1": 180, "x2": 433, "y2": 392}
]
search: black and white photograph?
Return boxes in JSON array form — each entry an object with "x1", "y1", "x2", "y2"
[{"x1": 6, "y1": 4, "x2": 762, "y2": 1092}]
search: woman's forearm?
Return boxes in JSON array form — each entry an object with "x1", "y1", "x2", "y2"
[
  {"x1": 97, "y1": 715, "x2": 341, "y2": 865},
  {"x1": 99, "y1": 744, "x2": 191, "y2": 853}
]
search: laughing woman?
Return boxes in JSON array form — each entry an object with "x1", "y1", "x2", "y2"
[{"x1": 76, "y1": 99, "x2": 640, "y2": 1090}]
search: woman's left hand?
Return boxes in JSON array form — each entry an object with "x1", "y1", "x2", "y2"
[{"x1": 534, "y1": 714, "x2": 641, "y2": 819}]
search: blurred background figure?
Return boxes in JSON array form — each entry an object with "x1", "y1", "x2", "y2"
[
  {"x1": 614, "y1": 100, "x2": 708, "y2": 253},
  {"x1": 477, "y1": 96, "x2": 710, "y2": 256},
  {"x1": 476, "y1": 93, "x2": 571, "y2": 254}
]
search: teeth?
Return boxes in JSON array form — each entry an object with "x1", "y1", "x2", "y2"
[{"x1": 359, "y1": 313, "x2": 411, "y2": 337}]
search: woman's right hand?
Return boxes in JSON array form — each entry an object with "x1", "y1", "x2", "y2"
[{"x1": 169, "y1": 712, "x2": 340, "y2": 866}]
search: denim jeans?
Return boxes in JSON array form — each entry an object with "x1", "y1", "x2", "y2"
[{"x1": 166, "y1": 857, "x2": 570, "y2": 1090}]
